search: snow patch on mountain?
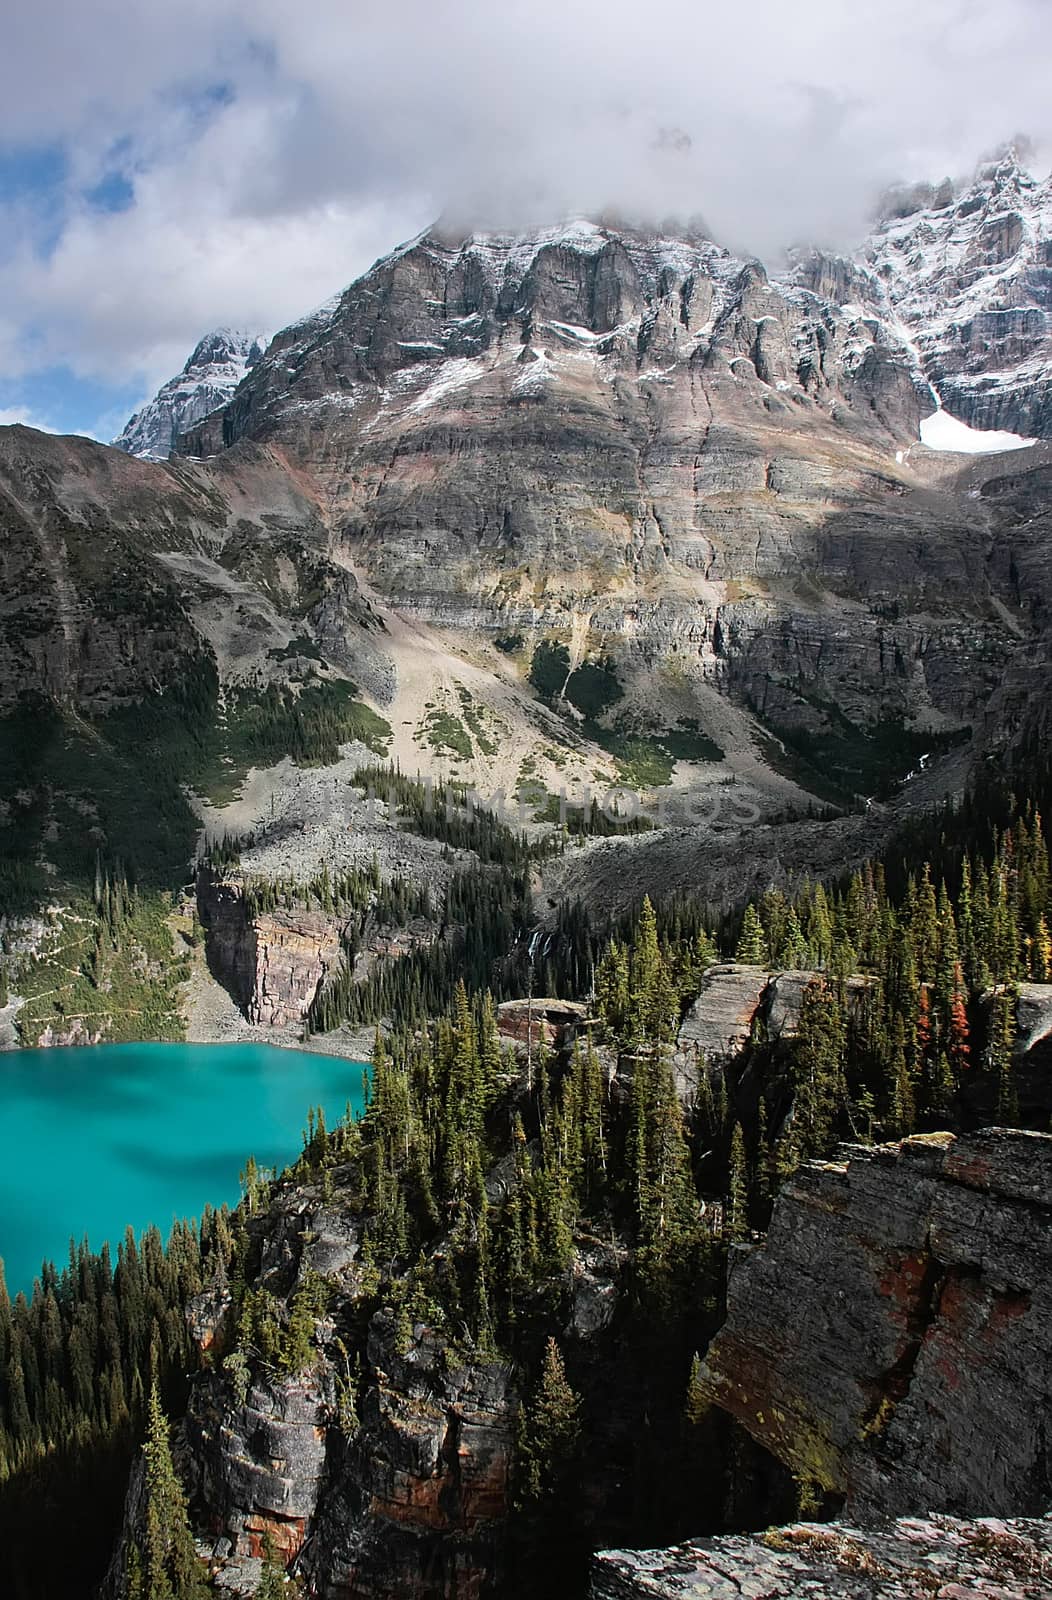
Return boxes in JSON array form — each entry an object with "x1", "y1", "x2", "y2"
[
  {"x1": 112, "y1": 329, "x2": 268, "y2": 460},
  {"x1": 919, "y1": 407, "x2": 1036, "y2": 453}
]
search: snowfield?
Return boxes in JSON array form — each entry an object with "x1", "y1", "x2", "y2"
[{"x1": 919, "y1": 408, "x2": 1036, "y2": 454}]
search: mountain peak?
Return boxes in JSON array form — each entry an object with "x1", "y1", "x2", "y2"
[
  {"x1": 185, "y1": 328, "x2": 266, "y2": 373},
  {"x1": 112, "y1": 327, "x2": 268, "y2": 461}
]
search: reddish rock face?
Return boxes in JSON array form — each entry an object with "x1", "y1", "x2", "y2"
[
  {"x1": 698, "y1": 1129, "x2": 1052, "y2": 1520},
  {"x1": 496, "y1": 998, "x2": 589, "y2": 1049},
  {"x1": 294, "y1": 1313, "x2": 516, "y2": 1599}
]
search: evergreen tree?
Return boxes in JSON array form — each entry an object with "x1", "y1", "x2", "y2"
[
  {"x1": 255, "y1": 1533, "x2": 286, "y2": 1599},
  {"x1": 517, "y1": 1338, "x2": 582, "y2": 1504},
  {"x1": 684, "y1": 1351, "x2": 709, "y2": 1426},
  {"x1": 735, "y1": 904, "x2": 767, "y2": 965},
  {"x1": 726, "y1": 1123, "x2": 750, "y2": 1243},
  {"x1": 128, "y1": 1381, "x2": 206, "y2": 1600}
]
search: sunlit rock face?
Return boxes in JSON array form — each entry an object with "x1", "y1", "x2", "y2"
[
  {"x1": 592, "y1": 1513, "x2": 1052, "y2": 1600},
  {"x1": 172, "y1": 215, "x2": 1052, "y2": 770}
]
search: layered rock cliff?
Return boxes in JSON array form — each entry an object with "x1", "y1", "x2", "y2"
[
  {"x1": 698, "y1": 1128, "x2": 1052, "y2": 1519},
  {"x1": 175, "y1": 1179, "x2": 518, "y2": 1599},
  {"x1": 168, "y1": 208, "x2": 1052, "y2": 800},
  {"x1": 196, "y1": 869, "x2": 342, "y2": 1028}
]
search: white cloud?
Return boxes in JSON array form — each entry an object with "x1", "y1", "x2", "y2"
[
  {"x1": 1, "y1": 0, "x2": 1051, "y2": 406},
  {"x1": 0, "y1": 405, "x2": 58, "y2": 431}
]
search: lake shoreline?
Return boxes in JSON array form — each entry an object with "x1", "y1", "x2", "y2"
[{"x1": 180, "y1": 931, "x2": 382, "y2": 1065}]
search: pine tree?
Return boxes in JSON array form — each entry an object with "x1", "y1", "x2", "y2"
[
  {"x1": 255, "y1": 1533, "x2": 286, "y2": 1599},
  {"x1": 947, "y1": 963, "x2": 971, "y2": 1076},
  {"x1": 684, "y1": 1351, "x2": 709, "y2": 1426},
  {"x1": 128, "y1": 1381, "x2": 206, "y2": 1599},
  {"x1": 726, "y1": 1122, "x2": 750, "y2": 1243},
  {"x1": 778, "y1": 907, "x2": 807, "y2": 968},
  {"x1": 989, "y1": 985, "x2": 1019, "y2": 1124},
  {"x1": 517, "y1": 1338, "x2": 582, "y2": 1504},
  {"x1": 735, "y1": 904, "x2": 767, "y2": 966},
  {"x1": 889, "y1": 1015, "x2": 915, "y2": 1137},
  {"x1": 255, "y1": 1536, "x2": 286, "y2": 1599}
]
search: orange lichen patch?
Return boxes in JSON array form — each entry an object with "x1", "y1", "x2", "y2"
[
  {"x1": 244, "y1": 1513, "x2": 306, "y2": 1560},
  {"x1": 370, "y1": 1478, "x2": 449, "y2": 1530}
]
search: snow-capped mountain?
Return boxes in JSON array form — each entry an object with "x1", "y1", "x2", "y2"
[
  {"x1": 854, "y1": 147, "x2": 1052, "y2": 437},
  {"x1": 112, "y1": 329, "x2": 267, "y2": 460}
]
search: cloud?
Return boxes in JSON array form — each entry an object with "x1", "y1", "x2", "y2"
[
  {"x1": 0, "y1": 405, "x2": 57, "y2": 431},
  {"x1": 1, "y1": 0, "x2": 1051, "y2": 424}
]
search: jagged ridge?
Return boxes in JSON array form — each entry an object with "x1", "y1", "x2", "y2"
[{"x1": 113, "y1": 328, "x2": 267, "y2": 460}]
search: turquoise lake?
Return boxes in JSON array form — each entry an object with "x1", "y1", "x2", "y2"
[{"x1": 0, "y1": 1042, "x2": 369, "y2": 1295}]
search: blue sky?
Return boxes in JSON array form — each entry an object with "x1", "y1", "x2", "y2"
[
  {"x1": 0, "y1": 0, "x2": 1049, "y2": 443},
  {"x1": 0, "y1": 145, "x2": 142, "y2": 435}
]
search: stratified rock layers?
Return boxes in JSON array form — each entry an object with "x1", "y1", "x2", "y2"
[{"x1": 698, "y1": 1129, "x2": 1052, "y2": 1518}]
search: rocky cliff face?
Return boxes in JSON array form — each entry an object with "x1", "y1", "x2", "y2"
[
  {"x1": 0, "y1": 427, "x2": 380, "y2": 716},
  {"x1": 172, "y1": 1177, "x2": 517, "y2": 1600},
  {"x1": 698, "y1": 1128, "x2": 1052, "y2": 1519},
  {"x1": 295, "y1": 1313, "x2": 515, "y2": 1600},
  {"x1": 197, "y1": 869, "x2": 342, "y2": 1027},
  {"x1": 857, "y1": 150, "x2": 1052, "y2": 437},
  {"x1": 169, "y1": 210, "x2": 1052, "y2": 794},
  {"x1": 113, "y1": 329, "x2": 267, "y2": 461},
  {"x1": 592, "y1": 1512, "x2": 1052, "y2": 1599}
]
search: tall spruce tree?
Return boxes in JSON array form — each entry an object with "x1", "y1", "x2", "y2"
[
  {"x1": 127, "y1": 1381, "x2": 206, "y2": 1600},
  {"x1": 517, "y1": 1338, "x2": 582, "y2": 1504}
]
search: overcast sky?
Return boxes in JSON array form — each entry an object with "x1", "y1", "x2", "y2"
[{"x1": 1, "y1": 0, "x2": 1049, "y2": 438}]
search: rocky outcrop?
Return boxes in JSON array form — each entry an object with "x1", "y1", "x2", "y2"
[
  {"x1": 676, "y1": 964, "x2": 771, "y2": 1066},
  {"x1": 496, "y1": 997, "x2": 590, "y2": 1049},
  {"x1": 196, "y1": 869, "x2": 342, "y2": 1027},
  {"x1": 34, "y1": 1016, "x2": 107, "y2": 1048},
  {"x1": 698, "y1": 1129, "x2": 1052, "y2": 1519},
  {"x1": 592, "y1": 1512, "x2": 1052, "y2": 1599},
  {"x1": 673, "y1": 963, "x2": 875, "y2": 1097},
  {"x1": 173, "y1": 1178, "x2": 517, "y2": 1600},
  {"x1": 1015, "y1": 982, "x2": 1052, "y2": 1058},
  {"x1": 113, "y1": 329, "x2": 267, "y2": 461},
  {"x1": 190, "y1": 1368, "x2": 334, "y2": 1563},
  {"x1": 296, "y1": 1313, "x2": 515, "y2": 1600}
]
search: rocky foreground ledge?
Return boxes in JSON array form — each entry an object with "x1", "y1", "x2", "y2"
[{"x1": 592, "y1": 1513, "x2": 1052, "y2": 1599}]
